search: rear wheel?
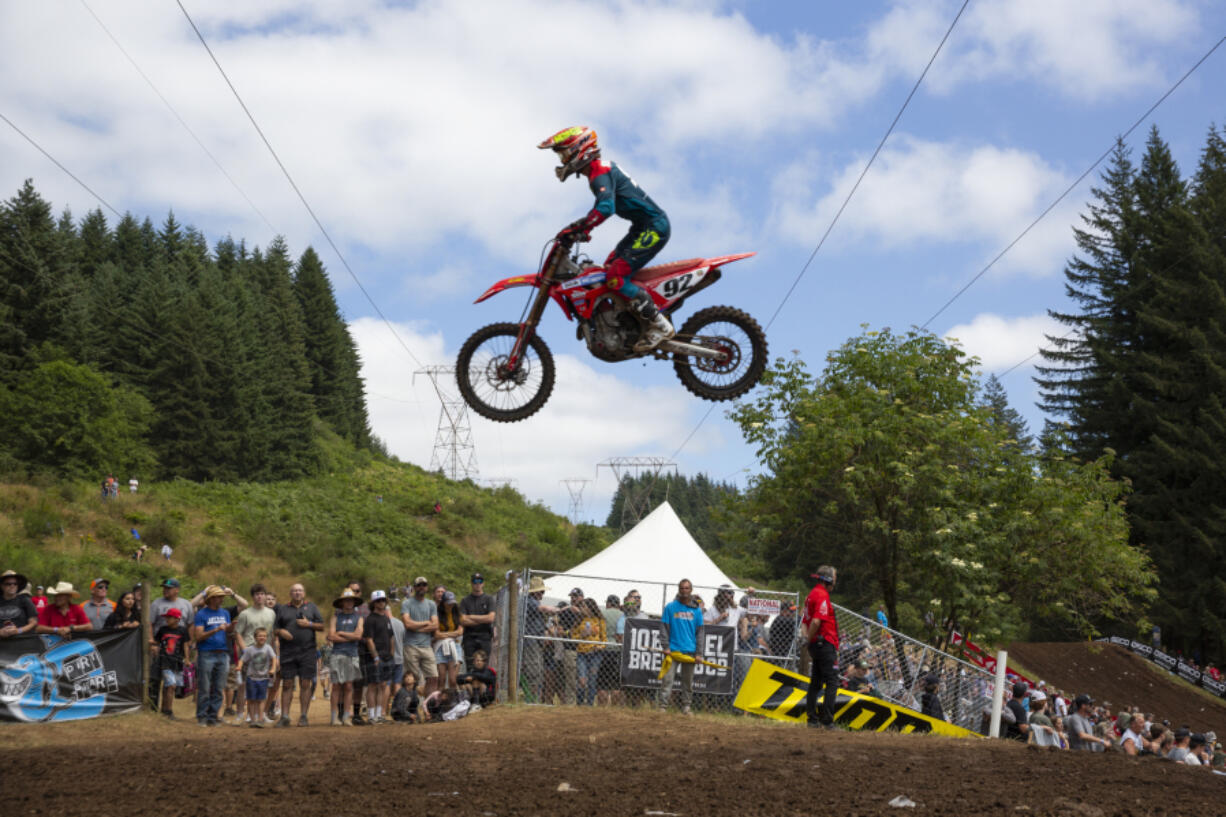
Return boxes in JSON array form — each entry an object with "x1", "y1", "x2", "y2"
[
  {"x1": 672, "y1": 306, "x2": 768, "y2": 401},
  {"x1": 456, "y1": 322, "x2": 555, "y2": 422}
]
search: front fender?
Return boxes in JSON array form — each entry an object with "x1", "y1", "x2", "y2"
[{"x1": 474, "y1": 274, "x2": 543, "y2": 304}]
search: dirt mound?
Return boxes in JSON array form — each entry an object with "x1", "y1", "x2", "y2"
[
  {"x1": 3, "y1": 703, "x2": 1225, "y2": 816},
  {"x1": 1008, "y1": 641, "x2": 1226, "y2": 733}
]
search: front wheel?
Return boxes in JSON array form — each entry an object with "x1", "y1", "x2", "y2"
[
  {"x1": 672, "y1": 306, "x2": 768, "y2": 401},
  {"x1": 456, "y1": 323, "x2": 555, "y2": 422}
]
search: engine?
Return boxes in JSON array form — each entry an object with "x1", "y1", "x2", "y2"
[{"x1": 579, "y1": 297, "x2": 641, "y2": 361}]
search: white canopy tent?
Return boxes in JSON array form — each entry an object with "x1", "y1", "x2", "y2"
[{"x1": 543, "y1": 501, "x2": 739, "y2": 616}]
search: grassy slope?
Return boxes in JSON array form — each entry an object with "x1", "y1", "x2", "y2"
[{"x1": 0, "y1": 435, "x2": 612, "y2": 601}]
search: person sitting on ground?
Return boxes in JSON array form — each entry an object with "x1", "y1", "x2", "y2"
[
  {"x1": 0, "y1": 570, "x2": 39, "y2": 638},
  {"x1": 1185, "y1": 733, "x2": 1210, "y2": 767},
  {"x1": 103, "y1": 590, "x2": 141, "y2": 629},
  {"x1": 237, "y1": 628, "x2": 278, "y2": 729},
  {"x1": 1168, "y1": 727, "x2": 1193, "y2": 762},
  {"x1": 1119, "y1": 712, "x2": 1147, "y2": 756},
  {"x1": 154, "y1": 608, "x2": 190, "y2": 718},
  {"x1": 457, "y1": 649, "x2": 497, "y2": 708}
]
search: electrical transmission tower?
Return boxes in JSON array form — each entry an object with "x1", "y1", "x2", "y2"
[
  {"x1": 560, "y1": 478, "x2": 591, "y2": 525},
  {"x1": 414, "y1": 366, "x2": 478, "y2": 482},
  {"x1": 597, "y1": 456, "x2": 677, "y2": 531}
]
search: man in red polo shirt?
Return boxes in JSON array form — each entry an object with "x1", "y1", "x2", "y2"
[
  {"x1": 801, "y1": 565, "x2": 840, "y2": 729},
  {"x1": 36, "y1": 581, "x2": 92, "y2": 637}
]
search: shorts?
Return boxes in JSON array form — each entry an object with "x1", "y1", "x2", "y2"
[
  {"x1": 393, "y1": 663, "x2": 405, "y2": 687},
  {"x1": 329, "y1": 653, "x2": 362, "y2": 684},
  {"x1": 226, "y1": 664, "x2": 241, "y2": 691},
  {"x1": 161, "y1": 669, "x2": 183, "y2": 688},
  {"x1": 404, "y1": 644, "x2": 438, "y2": 681},
  {"x1": 279, "y1": 653, "x2": 317, "y2": 682},
  {"x1": 434, "y1": 638, "x2": 459, "y2": 665},
  {"x1": 245, "y1": 678, "x2": 270, "y2": 701},
  {"x1": 363, "y1": 659, "x2": 393, "y2": 685}
]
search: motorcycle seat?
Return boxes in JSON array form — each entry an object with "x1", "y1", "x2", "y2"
[{"x1": 632, "y1": 259, "x2": 704, "y2": 285}]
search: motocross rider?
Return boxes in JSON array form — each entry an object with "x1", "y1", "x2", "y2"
[{"x1": 539, "y1": 126, "x2": 674, "y2": 352}]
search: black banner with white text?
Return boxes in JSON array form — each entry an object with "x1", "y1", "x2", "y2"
[
  {"x1": 0, "y1": 629, "x2": 143, "y2": 722},
  {"x1": 620, "y1": 619, "x2": 734, "y2": 693},
  {"x1": 1097, "y1": 636, "x2": 1226, "y2": 699}
]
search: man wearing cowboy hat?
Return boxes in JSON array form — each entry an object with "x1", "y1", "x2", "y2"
[
  {"x1": 36, "y1": 582, "x2": 92, "y2": 636},
  {"x1": 193, "y1": 585, "x2": 235, "y2": 726},
  {"x1": 328, "y1": 588, "x2": 365, "y2": 726},
  {"x1": 1, "y1": 570, "x2": 39, "y2": 638}
]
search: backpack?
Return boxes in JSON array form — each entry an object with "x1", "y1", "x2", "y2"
[{"x1": 177, "y1": 662, "x2": 197, "y2": 698}]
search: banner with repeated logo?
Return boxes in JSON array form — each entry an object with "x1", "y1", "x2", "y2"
[
  {"x1": 0, "y1": 629, "x2": 142, "y2": 722},
  {"x1": 1097, "y1": 636, "x2": 1226, "y2": 698},
  {"x1": 733, "y1": 658, "x2": 980, "y2": 738},
  {"x1": 619, "y1": 619, "x2": 734, "y2": 693}
]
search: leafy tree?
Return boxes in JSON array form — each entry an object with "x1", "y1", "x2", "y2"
[
  {"x1": 604, "y1": 471, "x2": 738, "y2": 549},
  {"x1": 0, "y1": 358, "x2": 156, "y2": 478},
  {"x1": 729, "y1": 328, "x2": 1153, "y2": 644}
]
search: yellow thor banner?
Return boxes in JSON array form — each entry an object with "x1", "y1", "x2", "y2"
[{"x1": 733, "y1": 659, "x2": 980, "y2": 738}]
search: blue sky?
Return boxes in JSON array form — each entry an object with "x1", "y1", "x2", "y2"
[{"x1": 2, "y1": 0, "x2": 1224, "y2": 519}]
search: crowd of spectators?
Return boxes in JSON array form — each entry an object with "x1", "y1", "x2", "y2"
[
  {"x1": 0, "y1": 567, "x2": 498, "y2": 727},
  {"x1": 996, "y1": 680, "x2": 1225, "y2": 769}
]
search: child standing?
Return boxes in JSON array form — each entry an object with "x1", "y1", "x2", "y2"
[
  {"x1": 237, "y1": 628, "x2": 279, "y2": 728},
  {"x1": 154, "y1": 608, "x2": 191, "y2": 718}
]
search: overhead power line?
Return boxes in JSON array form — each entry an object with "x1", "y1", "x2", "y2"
[
  {"x1": 765, "y1": 0, "x2": 970, "y2": 331},
  {"x1": 0, "y1": 112, "x2": 121, "y2": 217},
  {"x1": 667, "y1": 0, "x2": 970, "y2": 465},
  {"x1": 174, "y1": 0, "x2": 429, "y2": 371},
  {"x1": 920, "y1": 34, "x2": 1226, "y2": 330},
  {"x1": 79, "y1": 0, "x2": 277, "y2": 236}
]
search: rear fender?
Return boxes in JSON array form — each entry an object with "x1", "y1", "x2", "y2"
[{"x1": 474, "y1": 274, "x2": 542, "y2": 304}]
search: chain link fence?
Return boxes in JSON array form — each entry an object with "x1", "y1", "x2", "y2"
[
  {"x1": 509, "y1": 569, "x2": 799, "y2": 713},
  {"x1": 832, "y1": 606, "x2": 995, "y2": 734},
  {"x1": 498, "y1": 569, "x2": 994, "y2": 732}
]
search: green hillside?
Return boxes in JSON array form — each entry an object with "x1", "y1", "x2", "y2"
[{"x1": 0, "y1": 431, "x2": 612, "y2": 601}]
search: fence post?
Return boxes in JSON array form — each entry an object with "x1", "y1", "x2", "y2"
[
  {"x1": 507, "y1": 570, "x2": 521, "y2": 704},
  {"x1": 989, "y1": 649, "x2": 1008, "y2": 738},
  {"x1": 141, "y1": 582, "x2": 152, "y2": 710}
]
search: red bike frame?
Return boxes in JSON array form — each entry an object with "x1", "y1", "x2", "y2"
[{"x1": 474, "y1": 241, "x2": 754, "y2": 369}]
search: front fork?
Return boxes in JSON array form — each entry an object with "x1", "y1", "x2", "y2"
[{"x1": 505, "y1": 250, "x2": 561, "y2": 371}]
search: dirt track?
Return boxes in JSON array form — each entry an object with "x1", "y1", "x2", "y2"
[
  {"x1": 3, "y1": 703, "x2": 1224, "y2": 816},
  {"x1": 1008, "y1": 642, "x2": 1226, "y2": 734}
]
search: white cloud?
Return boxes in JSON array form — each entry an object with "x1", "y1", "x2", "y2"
[
  {"x1": 350, "y1": 317, "x2": 722, "y2": 516},
  {"x1": 0, "y1": 0, "x2": 912, "y2": 269},
  {"x1": 939, "y1": 0, "x2": 1200, "y2": 99},
  {"x1": 942, "y1": 312, "x2": 1062, "y2": 372},
  {"x1": 774, "y1": 135, "x2": 1080, "y2": 276}
]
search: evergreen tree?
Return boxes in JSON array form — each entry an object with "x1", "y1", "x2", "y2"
[
  {"x1": 292, "y1": 247, "x2": 370, "y2": 446},
  {"x1": 980, "y1": 375, "x2": 1032, "y2": 451}
]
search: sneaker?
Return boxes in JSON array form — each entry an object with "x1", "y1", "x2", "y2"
[
  {"x1": 633, "y1": 313, "x2": 675, "y2": 352},
  {"x1": 206, "y1": 719, "x2": 220, "y2": 727},
  {"x1": 249, "y1": 721, "x2": 262, "y2": 729},
  {"x1": 197, "y1": 719, "x2": 209, "y2": 727},
  {"x1": 223, "y1": 707, "x2": 237, "y2": 717},
  {"x1": 275, "y1": 716, "x2": 291, "y2": 728},
  {"x1": 161, "y1": 710, "x2": 176, "y2": 720},
  {"x1": 340, "y1": 717, "x2": 353, "y2": 727},
  {"x1": 681, "y1": 705, "x2": 692, "y2": 715},
  {"x1": 298, "y1": 715, "x2": 309, "y2": 727},
  {"x1": 351, "y1": 714, "x2": 367, "y2": 726}
]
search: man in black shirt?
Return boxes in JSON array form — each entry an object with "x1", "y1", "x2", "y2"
[
  {"x1": 273, "y1": 583, "x2": 323, "y2": 727},
  {"x1": 459, "y1": 573, "x2": 496, "y2": 665},
  {"x1": 0, "y1": 570, "x2": 38, "y2": 638},
  {"x1": 363, "y1": 590, "x2": 395, "y2": 724},
  {"x1": 1004, "y1": 681, "x2": 1030, "y2": 741}
]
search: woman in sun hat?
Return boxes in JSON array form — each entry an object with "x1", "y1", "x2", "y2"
[{"x1": 36, "y1": 582, "x2": 92, "y2": 637}]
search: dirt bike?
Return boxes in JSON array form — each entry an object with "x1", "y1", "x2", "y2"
[{"x1": 456, "y1": 234, "x2": 768, "y2": 422}]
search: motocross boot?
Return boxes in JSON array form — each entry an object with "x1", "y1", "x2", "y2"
[{"x1": 631, "y1": 291, "x2": 674, "y2": 352}]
